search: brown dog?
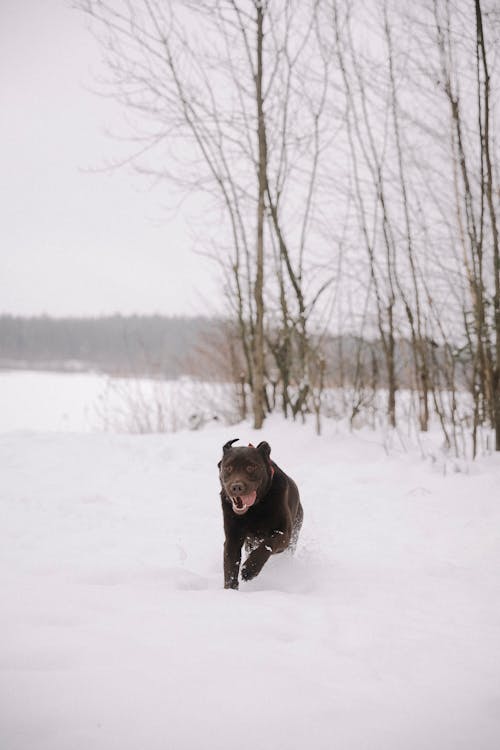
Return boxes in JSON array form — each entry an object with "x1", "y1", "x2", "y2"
[{"x1": 218, "y1": 439, "x2": 303, "y2": 589}]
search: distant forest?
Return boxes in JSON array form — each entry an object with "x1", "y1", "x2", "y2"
[
  {"x1": 0, "y1": 315, "x2": 462, "y2": 394},
  {"x1": 0, "y1": 315, "x2": 218, "y2": 378}
]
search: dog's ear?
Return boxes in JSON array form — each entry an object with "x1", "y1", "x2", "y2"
[
  {"x1": 256, "y1": 441, "x2": 271, "y2": 461},
  {"x1": 222, "y1": 438, "x2": 239, "y2": 453}
]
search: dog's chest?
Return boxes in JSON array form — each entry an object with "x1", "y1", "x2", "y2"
[{"x1": 242, "y1": 494, "x2": 283, "y2": 534}]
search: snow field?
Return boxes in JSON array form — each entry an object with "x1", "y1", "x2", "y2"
[{"x1": 1, "y1": 413, "x2": 500, "y2": 749}]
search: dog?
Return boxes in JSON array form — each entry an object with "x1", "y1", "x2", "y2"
[{"x1": 218, "y1": 438, "x2": 303, "y2": 589}]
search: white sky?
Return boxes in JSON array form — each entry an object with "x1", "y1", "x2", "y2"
[{"x1": 0, "y1": 0, "x2": 220, "y2": 318}]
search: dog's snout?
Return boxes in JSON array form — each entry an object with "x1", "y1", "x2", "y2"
[{"x1": 230, "y1": 481, "x2": 245, "y2": 495}]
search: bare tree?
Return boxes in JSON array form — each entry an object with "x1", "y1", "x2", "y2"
[
  {"x1": 79, "y1": 0, "x2": 334, "y2": 429},
  {"x1": 78, "y1": 0, "x2": 500, "y2": 453}
]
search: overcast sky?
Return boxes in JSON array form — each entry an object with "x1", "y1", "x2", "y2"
[{"x1": 0, "y1": 0, "x2": 219, "y2": 318}]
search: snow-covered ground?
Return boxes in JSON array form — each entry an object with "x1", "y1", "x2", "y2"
[
  {"x1": 1, "y1": 372, "x2": 500, "y2": 749},
  {"x1": 0, "y1": 370, "x2": 107, "y2": 432},
  {"x1": 0, "y1": 370, "x2": 237, "y2": 433}
]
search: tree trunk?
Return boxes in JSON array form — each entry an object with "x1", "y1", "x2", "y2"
[
  {"x1": 475, "y1": 0, "x2": 500, "y2": 449},
  {"x1": 253, "y1": 3, "x2": 267, "y2": 429}
]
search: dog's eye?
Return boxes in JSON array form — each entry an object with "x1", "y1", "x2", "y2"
[
  {"x1": 246, "y1": 464, "x2": 256, "y2": 473},
  {"x1": 223, "y1": 464, "x2": 233, "y2": 475}
]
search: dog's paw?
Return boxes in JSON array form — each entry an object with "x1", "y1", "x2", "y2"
[{"x1": 241, "y1": 563, "x2": 257, "y2": 581}]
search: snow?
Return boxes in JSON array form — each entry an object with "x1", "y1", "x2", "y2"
[
  {"x1": 1, "y1": 373, "x2": 500, "y2": 749},
  {"x1": 0, "y1": 371, "x2": 108, "y2": 432},
  {"x1": 0, "y1": 371, "x2": 237, "y2": 433}
]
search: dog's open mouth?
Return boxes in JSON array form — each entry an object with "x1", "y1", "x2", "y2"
[{"x1": 231, "y1": 491, "x2": 257, "y2": 515}]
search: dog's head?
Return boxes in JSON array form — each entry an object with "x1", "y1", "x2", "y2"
[{"x1": 218, "y1": 439, "x2": 274, "y2": 516}]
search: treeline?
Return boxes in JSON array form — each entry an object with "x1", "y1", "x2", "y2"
[
  {"x1": 0, "y1": 315, "x2": 217, "y2": 378},
  {"x1": 0, "y1": 314, "x2": 460, "y2": 390}
]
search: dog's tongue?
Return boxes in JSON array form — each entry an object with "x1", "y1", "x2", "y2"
[
  {"x1": 240, "y1": 491, "x2": 256, "y2": 508},
  {"x1": 232, "y1": 490, "x2": 257, "y2": 514}
]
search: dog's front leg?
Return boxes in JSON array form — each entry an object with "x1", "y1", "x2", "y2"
[
  {"x1": 224, "y1": 537, "x2": 243, "y2": 589},
  {"x1": 241, "y1": 530, "x2": 290, "y2": 582},
  {"x1": 241, "y1": 543, "x2": 271, "y2": 581}
]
